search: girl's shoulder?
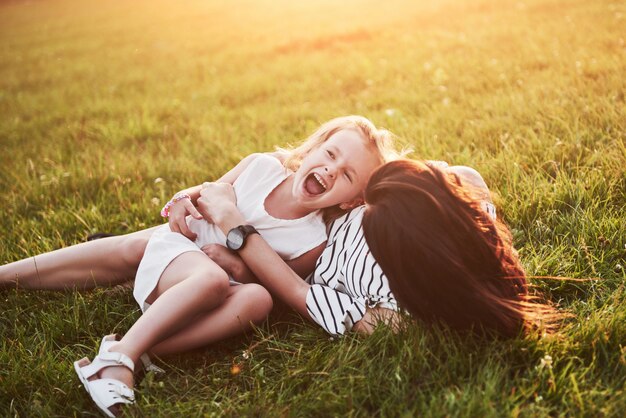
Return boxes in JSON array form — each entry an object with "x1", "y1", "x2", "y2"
[
  {"x1": 247, "y1": 152, "x2": 286, "y2": 165},
  {"x1": 240, "y1": 152, "x2": 284, "y2": 171},
  {"x1": 266, "y1": 151, "x2": 289, "y2": 164}
]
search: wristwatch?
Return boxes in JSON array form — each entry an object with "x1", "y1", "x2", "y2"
[{"x1": 226, "y1": 225, "x2": 259, "y2": 251}]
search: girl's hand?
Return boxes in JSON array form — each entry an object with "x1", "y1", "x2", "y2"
[
  {"x1": 168, "y1": 196, "x2": 203, "y2": 240},
  {"x1": 201, "y1": 243, "x2": 258, "y2": 284}
]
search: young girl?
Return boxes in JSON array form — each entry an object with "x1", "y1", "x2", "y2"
[{"x1": 0, "y1": 115, "x2": 402, "y2": 417}]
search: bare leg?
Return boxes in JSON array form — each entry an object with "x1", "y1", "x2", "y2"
[
  {"x1": 151, "y1": 283, "x2": 273, "y2": 357},
  {"x1": 88, "y1": 282, "x2": 272, "y2": 416},
  {"x1": 0, "y1": 227, "x2": 157, "y2": 290},
  {"x1": 114, "y1": 251, "x2": 231, "y2": 360},
  {"x1": 93, "y1": 251, "x2": 230, "y2": 414}
]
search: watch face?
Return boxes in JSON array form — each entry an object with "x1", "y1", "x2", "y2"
[
  {"x1": 227, "y1": 229, "x2": 244, "y2": 250},
  {"x1": 226, "y1": 225, "x2": 258, "y2": 251}
]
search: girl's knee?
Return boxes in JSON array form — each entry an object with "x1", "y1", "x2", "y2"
[
  {"x1": 196, "y1": 267, "x2": 230, "y2": 300},
  {"x1": 240, "y1": 284, "x2": 273, "y2": 323}
]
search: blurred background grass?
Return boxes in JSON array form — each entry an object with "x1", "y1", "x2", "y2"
[{"x1": 1, "y1": 0, "x2": 625, "y2": 416}]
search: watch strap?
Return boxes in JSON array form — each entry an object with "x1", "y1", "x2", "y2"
[{"x1": 239, "y1": 225, "x2": 259, "y2": 236}]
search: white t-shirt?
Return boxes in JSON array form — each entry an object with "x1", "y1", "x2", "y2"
[{"x1": 134, "y1": 154, "x2": 327, "y2": 312}]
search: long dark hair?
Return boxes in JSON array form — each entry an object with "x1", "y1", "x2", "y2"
[{"x1": 362, "y1": 160, "x2": 557, "y2": 337}]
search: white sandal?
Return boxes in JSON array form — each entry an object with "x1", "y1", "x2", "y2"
[
  {"x1": 74, "y1": 335, "x2": 136, "y2": 418},
  {"x1": 79, "y1": 334, "x2": 165, "y2": 376},
  {"x1": 105, "y1": 334, "x2": 165, "y2": 374}
]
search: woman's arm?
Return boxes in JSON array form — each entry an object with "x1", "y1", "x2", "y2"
[
  {"x1": 201, "y1": 244, "x2": 258, "y2": 284},
  {"x1": 195, "y1": 182, "x2": 315, "y2": 317},
  {"x1": 201, "y1": 243, "x2": 323, "y2": 284},
  {"x1": 196, "y1": 182, "x2": 396, "y2": 334}
]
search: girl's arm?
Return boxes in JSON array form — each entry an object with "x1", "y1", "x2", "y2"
[{"x1": 167, "y1": 153, "x2": 263, "y2": 239}]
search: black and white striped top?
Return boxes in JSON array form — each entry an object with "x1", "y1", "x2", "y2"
[
  {"x1": 304, "y1": 200, "x2": 497, "y2": 336},
  {"x1": 305, "y1": 206, "x2": 397, "y2": 335}
]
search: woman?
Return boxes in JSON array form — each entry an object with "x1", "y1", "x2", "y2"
[{"x1": 197, "y1": 159, "x2": 556, "y2": 337}]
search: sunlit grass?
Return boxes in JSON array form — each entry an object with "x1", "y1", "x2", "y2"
[{"x1": 1, "y1": 0, "x2": 625, "y2": 416}]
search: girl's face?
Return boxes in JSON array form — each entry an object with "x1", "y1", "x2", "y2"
[{"x1": 292, "y1": 128, "x2": 381, "y2": 210}]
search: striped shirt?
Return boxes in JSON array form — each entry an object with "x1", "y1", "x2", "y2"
[
  {"x1": 305, "y1": 206, "x2": 397, "y2": 335},
  {"x1": 304, "y1": 200, "x2": 497, "y2": 336}
]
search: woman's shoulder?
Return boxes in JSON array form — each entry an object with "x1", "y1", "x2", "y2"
[{"x1": 326, "y1": 206, "x2": 366, "y2": 241}]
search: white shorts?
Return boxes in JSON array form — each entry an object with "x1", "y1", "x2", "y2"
[{"x1": 133, "y1": 224, "x2": 204, "y2": 312}]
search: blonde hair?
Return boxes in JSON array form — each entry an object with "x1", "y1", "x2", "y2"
[
  {"x1": 278, "y1": 115, "x2": 406, "y2": 172},
  {"x1": 278, "y1": 115, "x2": 408, "y2": 224}
]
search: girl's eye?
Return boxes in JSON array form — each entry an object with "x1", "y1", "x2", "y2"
[
  {"x1": 344, "y1": 172, "x2": 352, "y2": 182},
  {"x1": 326, "y1": 150, "x2": 335, "y2": 159}
]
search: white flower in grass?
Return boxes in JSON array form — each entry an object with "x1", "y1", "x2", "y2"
[
  {"x1": 154, "y1": 177, "x2": 164, "y2": 184},
  {"x1": 537, "y1": 354, "x2": 553, "y2": 370},
  {"x1": 151, "y1": 197, "x2": 160, "y2": 206}
]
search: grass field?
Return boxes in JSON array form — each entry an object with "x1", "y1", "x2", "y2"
[{"x1": 1, "y1": 0, "x2": 625, "y2": 416}]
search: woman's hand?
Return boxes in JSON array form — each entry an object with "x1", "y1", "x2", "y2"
[
  {"x1": 168, "y1": 197, "x2": 203, "y2": 240},
  {"x1": 197, "y1": 182, "x2": 242, "y2": 232},
  {"x1": 352, "y1": 307, "x2": 401, "y2": 334},
  {"x1": 201, "y1": 244, "x2": 258, "y2": 284}
]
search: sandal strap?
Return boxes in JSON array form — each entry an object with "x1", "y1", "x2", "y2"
[
  {"x1": 96, "y1": 334, "x2": 135, "y2": 371},
  {"x1": 87, "y1": 378, "x2": 135, "y2": 409},
  {"x1": 100, "y1": 335, "x2": 161, "y2": 374},
  {"x1": 78, "y1": 349, "x2": 135, "y2": 379},
  {"x1": 101, "y1": 336, "x2": 161, "y2": 374},
  {"x1": 98, "y1": 335, "x2": 120, "y2": 354},
  {"x1": 98, "y1": 350, "x2": 135, "y2": 371}
]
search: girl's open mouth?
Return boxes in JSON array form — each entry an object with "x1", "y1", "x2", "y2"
[{"x1": 304, "y1": 173, "x2": 327, "y2": 195}]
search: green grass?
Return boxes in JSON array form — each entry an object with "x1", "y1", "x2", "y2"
[{"x1": 1, "y1": 0, "x2": 625, "y2": 416}]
